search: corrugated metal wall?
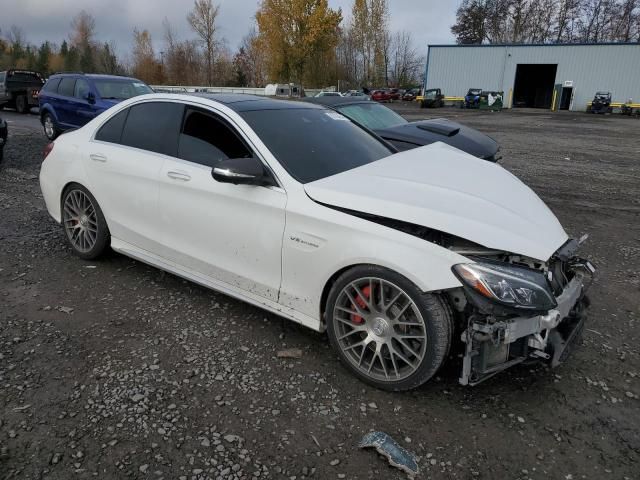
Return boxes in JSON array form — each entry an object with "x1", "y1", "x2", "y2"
[{"x1": 425, "y1": 44, "x2": 640, "y2": 111}]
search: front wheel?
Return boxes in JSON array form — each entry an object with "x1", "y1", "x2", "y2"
[
  {"x1": 325, "y1": 265, "x2": 453, "y2": 391},
  {"x1": 61, "y1": 185, "x2": 110, "y2": 260}
]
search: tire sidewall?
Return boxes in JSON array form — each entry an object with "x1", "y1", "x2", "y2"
[
  {"x1": 61, "y1": 184, "x2": 110, "y2": 260},
  {"x1": 325, "y1": 265, "x2": 451, "y2": 391},
  {"x1": 43, "y1": 113, "x2": 58, "y2": 140},
  {"x1": 16, "y1": 95, "x2": 27, "y2": 114}
]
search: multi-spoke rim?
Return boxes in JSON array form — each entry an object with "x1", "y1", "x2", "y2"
[
  {"x1": 62, "y1": 189, "x2": 98, "y2": 253},
  {"x1": 44, "y1": 116, "x2": 54, "y2": 138},
  {"x1": 333, "y1": 277, "x2": 427, "y2": 382}
]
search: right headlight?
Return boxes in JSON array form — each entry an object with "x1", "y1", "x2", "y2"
[{"x1": 452, "y1": 260, "x2": 557, "y2": 312}]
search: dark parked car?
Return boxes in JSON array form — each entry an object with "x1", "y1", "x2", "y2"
[
  {"x1": 464, "y1": 88, "x2": 482, "y2": 108},
  {"x1": 38, "y1": 73, "x2": 153, "y2": 140},
  {"x1": 0, "y1": 69, "x2": 45, "y2": 113},
  {"x1": 421, "y1": 88, "x2": 445, "y2": 108},
  {"x1": 388, "y1": 89, "x2": 401, "y2": 101},
  {"x1": 403, "y1": 88, "x2": 420, "y2": 101},
  {"x1": 370, "y1": 90, "x2": 392, "y2": 102},
  {"x1": 0, "y1": 114, "x2": 7, "y2": 162},
  {"x1": 589, "y1": 91, "x2": 612, "y2": 114},
  {"x1": 303, "y1": 97, "x2": 500, "y2": 161}
]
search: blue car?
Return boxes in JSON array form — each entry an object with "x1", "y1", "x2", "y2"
[
  {"x1": 463, "y1": 88, "x2": 482, "y2": 109},
  {"x1": 39, "y1": 73, "x2": 153, "y2": 140}
]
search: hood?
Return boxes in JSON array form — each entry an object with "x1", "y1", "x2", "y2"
[
  {"x1": 376, "y1": 119, "x2": 499, "y2": 159},
  {"x1": 305, "y1": 143, "x2": 568, "y2": 261}
]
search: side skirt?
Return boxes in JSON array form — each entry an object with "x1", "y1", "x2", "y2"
[{"x1": 110, "y1": 237, "x2": 321, "y2": 332}]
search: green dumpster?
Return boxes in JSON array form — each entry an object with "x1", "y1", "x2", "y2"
[{"x1": 479, "y1": 91, "x2": 503, "y2": 111}]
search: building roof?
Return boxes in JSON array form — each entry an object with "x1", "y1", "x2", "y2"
[{"x1": 429, "y1": 42, "x2": 640, "y2": 48}]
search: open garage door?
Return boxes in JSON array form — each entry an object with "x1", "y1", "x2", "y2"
[{"x1": 513, "y1": 64, "x2": 558, "y2": 109}]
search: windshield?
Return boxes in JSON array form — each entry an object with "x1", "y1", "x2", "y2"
[
  {"x1": 425, "y1": 89, "x2": 438, "y2": 99},
  {"x1": 468, "y1": 89, "x2": 482, "y2": 95},
  {"x1": 240, "y1": 108, "x2": 392, "y2": 184},
  {"x1": 93, "y1": 79, "x2": 153, "y2": 100},
  {"x1": 336, "y1": 103, "x2": 408, "y2": 130}
]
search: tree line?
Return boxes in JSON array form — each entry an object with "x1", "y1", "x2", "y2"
[
  {"x1": 452, "y1": 0, "x2": 640, "y2": 44},
  {"x1": 0, "y1": 0, "x2": 425, "y2": 90}
]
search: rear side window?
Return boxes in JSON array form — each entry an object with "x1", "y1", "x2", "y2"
[
  {"x1": 58, "y1": 78, "x2": 76, "y2": 97},
  {"x1": 95, "y1": 108, "x2": 129, "y2": 144},
  {"x1": 43, "y1": 78, "x2": 61, "y2": 93},
  {"x1": 178, "y1": 108, "x2": 251, "y2": 167},
  {"x1": 120, "y1": 102, "x2": 183, "y2": 156}
]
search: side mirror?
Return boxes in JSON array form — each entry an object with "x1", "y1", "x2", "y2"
[
  {"x1": 86, "y1": 92, "x2": 96, "y2": 104},
  {"x1": 212, "y1": 156, "x2": 267, "y2": 185}
]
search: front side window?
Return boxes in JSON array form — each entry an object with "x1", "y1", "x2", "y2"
[
  {"x1": 178, "y1": 108, "x2": 252, "y2": 167},
  {"x1": 74, "y1": 79, "x2": 90, "y2": 99},
  {"x1": 120, "y1": 102, "x2": 183, "y2": 156},
  {"x1": 58, "y1": 77, "x2": 76, "y2": 97},
  {"x1": 93, "y1": 79, "x2": 153, "y2": 100},
  {"x1": 337, "y1": 103, "x2": 407, "y2": 130},
  {"x1": 240, "y1": 107, "x2": 392, "y2": 184}
]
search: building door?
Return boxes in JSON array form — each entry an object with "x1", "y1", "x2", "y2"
[
  {"x1": 512, "y1": 64, "x2": 558, "y2": 109},
  {"x1": 560, "y1": 87, "x2": 573, "y2": 110}
]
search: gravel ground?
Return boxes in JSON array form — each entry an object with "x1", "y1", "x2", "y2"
[{"x1": 1, "y1": 107, "x2": 639, "y2": 480}]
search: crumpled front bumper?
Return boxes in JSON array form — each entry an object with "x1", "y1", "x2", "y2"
[{"x1": 459, "y1": 270, "x2": 592, "y2": 386}]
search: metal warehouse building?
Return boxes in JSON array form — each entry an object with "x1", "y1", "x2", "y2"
[{"x1": 424, "y1": 43, "x2": 640, "y2": 111}]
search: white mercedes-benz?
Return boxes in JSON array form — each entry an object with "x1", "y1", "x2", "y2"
[{"x1": 40, "y1": 93, "x2": 594, "y2": 390}]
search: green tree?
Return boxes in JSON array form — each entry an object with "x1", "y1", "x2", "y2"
[{"x1": 36, "y1": 41, "x2": 51, "y2": 74}]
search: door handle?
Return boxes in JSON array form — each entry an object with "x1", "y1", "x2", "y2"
[
  {"x1": 167, "y1": 171, "x2": 191, "y2": 181},
  {"x1": 90, "y1": 153, "x2": 107, "y2": 162}
]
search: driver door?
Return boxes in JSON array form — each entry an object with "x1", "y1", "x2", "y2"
[{"x1": 157, "y1": 106, "x2": 286, "y2": 302}]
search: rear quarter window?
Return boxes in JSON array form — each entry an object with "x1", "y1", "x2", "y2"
[
  {"x1": 58, "y1": 78, "x2": 76, "y2": 97},
  {"x1": 95, "y1": 108, "x2": 130, "y2": 144}
]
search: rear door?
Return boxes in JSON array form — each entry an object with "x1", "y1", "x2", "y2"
[
  {"x1": 86, "y1": 101, "x2": 184, "y2": 252},
  {"x1": 55, "y1": 77, "x2": 77, "y2": 126},
  {"x1": 157, "y1": 105, "x2": 287, "y2": 301}
]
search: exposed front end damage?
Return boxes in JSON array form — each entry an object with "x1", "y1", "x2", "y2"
[{"x1": 449, "y1": 238, "x2": 595, "y2": 386}]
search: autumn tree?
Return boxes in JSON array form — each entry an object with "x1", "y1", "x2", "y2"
[
  {"x1": 132, "y1": 28, "x2": 163, "y2": 84},
  {"x1": 256, "y1": 0, "x2": 342, "y2": 86},
  {"x1": 70, "y1": 10, "x2": 96, "y2": 71},
  {"x1": 187, "y1": 0, "x2": 220, "y2": 85}
]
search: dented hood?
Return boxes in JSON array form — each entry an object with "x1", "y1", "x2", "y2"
[{"x1": 304, "y1": 143, "x2": 568, "y2": 261}]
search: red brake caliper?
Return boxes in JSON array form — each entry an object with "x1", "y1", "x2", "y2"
[{"x1": 350, "y1": 285, "x2": 371, "y2": 324}]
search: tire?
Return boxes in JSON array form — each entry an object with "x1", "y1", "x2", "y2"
[
  {"x1": 325, "y1": 265, "x2": 453, "y2": 391},
  {"x1": 15, "y1": 95, "x2": 28, "y2": 114},
  {"x1": 61, "y1": 184, "x2": 110, "y2": 260},
  {"x1": 42, "y1": 113, "x2": 59, "y2": 140}
]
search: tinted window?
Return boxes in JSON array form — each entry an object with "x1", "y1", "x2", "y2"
[
  {"x1": 95, "y1": 108, "x2": 129, "y2": 144},
  {"x1": 0, "y1": 72, "x2": 5, "y2": 83},
  {"x1": 74, "y1": 79, "x2": 90, "y2": 99},
  {"x1": 178, "y1": 108, "x2": 251, "y2": 167},
  {"x1": 93, "y1": 79, "x2": 153, "y2": 100},
  {"x1": 58, "y1": 78, "x2": 76, "y2": 97},
  {"x1": 120, "y1": 102, "x2": 183, "y2": 156},
  {"x1": 240, "y1": 108, "x2": 392, "y2": 183},
  {"x1": 337, "y1": 103, "x2": 407, "y2": 130},
  {"x1": 43, "y1": 78, "x2": 61, "y2": 93},
  {"x1": 7, "y1": 71, "x2": 43, "y2": 84}
]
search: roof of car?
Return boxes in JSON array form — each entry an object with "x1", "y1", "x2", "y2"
[
  {"x1": 49, "y1": 73, "x2": 142, "y2": 81},
  {"x1": 302, "y1": 96, "x2": 370, "y2": 108},
  {"x1": 189, "y1": 93, "x2": 324, "y2": 112}
]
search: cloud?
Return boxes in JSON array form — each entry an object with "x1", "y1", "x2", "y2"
[{"x1": 1, "y1": 0, "x2": 455, "y2": 59}]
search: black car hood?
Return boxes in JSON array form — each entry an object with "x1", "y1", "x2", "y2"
[{"x1": 376, "y1": 118, "x2": 499, "y2": 160}]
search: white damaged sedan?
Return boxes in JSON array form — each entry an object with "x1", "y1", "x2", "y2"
[{"x1": 40, "y1": 94, "x2": 595, "y2": 390}]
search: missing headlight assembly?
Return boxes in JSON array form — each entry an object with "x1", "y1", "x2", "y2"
[{"x1": 453, "y1": 247, "x2": 595, "y2": 386}]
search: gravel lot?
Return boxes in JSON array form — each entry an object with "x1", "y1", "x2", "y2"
[{"x1": 1, "y1": 105, "x2": 639, "y2": 480}]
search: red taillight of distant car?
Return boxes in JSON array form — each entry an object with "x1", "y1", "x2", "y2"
[{"x1": 43, "y1": 142, "x2": 54, "y2": 160}]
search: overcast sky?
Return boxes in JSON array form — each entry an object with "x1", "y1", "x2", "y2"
[{"x1": 1, "y1": 0, "x2": 457, "y2": 59}]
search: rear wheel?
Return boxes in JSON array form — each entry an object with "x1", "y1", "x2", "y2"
[
  {"x1": 61, "y1": 185, "x2": 110, "y2": 260},
  {"x1": 15, "y1": 95, "x2": 28, "y2": 114},
  {"x1": 325, "y1": 265, "x2": 452, "y2": 391},
  {"x1": 42, "y1": 113, "x2": 59, "y2": 140}
]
